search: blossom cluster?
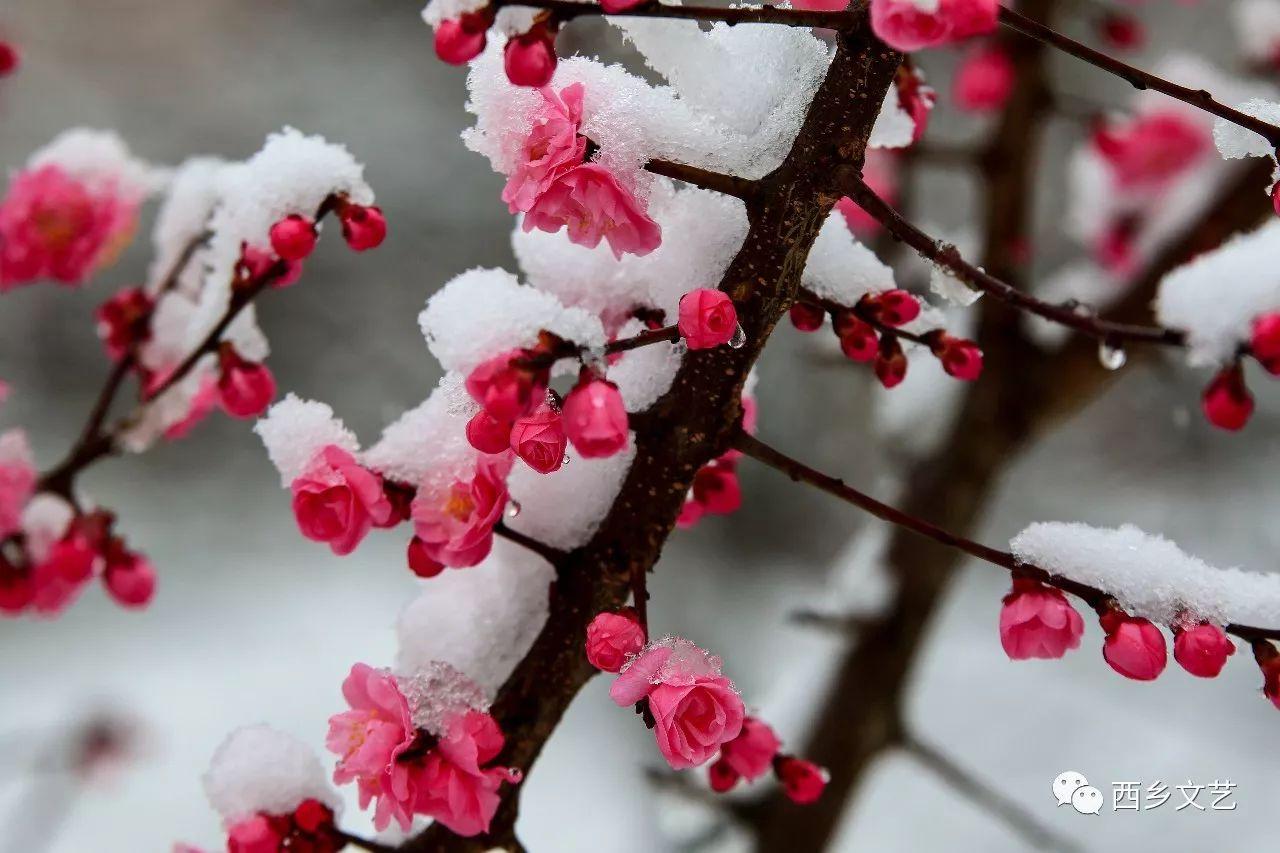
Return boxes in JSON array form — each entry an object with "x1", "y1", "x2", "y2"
[{"x1": 0, "y1": 128, "x2": 384, "y2": 619}]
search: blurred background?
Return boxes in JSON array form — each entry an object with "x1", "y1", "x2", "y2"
[{"x1": 1, "y1": 1, "x2": 1278, "y2": 851}]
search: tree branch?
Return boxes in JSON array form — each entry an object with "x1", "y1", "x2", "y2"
[
  {"x1": 836, "y1": 171, "x2": 1191, "y2": 348},
  {"x1": 336, "y1": 830, "x2": 400, "y2": 853},
  {"x1": 1000, "y1": 6, "x2": 1280, "y2": 149},
  {"x1": 493, "y1": 0, "x2": 860, "y2": 29},
  {"x1": 900, "y1": 734, "x2": 1081, "y2": 853},
  {"x1": 494, "y1": 522, "x2": 567, "y2": 567},
  {"x1": 644, "y1": 159, "x2": 758, "y2": 200},
  {"x1": 733, "y1": 429, "x2": 1280, "y2": 643}
]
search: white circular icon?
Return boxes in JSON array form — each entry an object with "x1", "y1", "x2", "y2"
[
  {"x1": 1071, "y1": 785, "x2": 1104, "y2": 815},
  {"x1": 1052, "y1": 771, "x2": 1089, "y2": 807}
]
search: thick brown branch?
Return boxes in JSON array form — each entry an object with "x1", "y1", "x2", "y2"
[
  {"x1": 838, "y1": 172, "x2": 1190, "y2": 348},
  {"x1": 733, "y1": 430, "x2": 1280, "y2": 643},
  {"x1": 1000, "y1": 7, "x2": 1280, "y2": 149}
]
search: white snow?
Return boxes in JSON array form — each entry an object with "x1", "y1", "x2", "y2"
[
  {"x1": 1012, "y1": 521, "x2": 1280, "y2": 629},
  {"x1": 419, "y1": 267, "x2": 605, "y2": 376},
  {"x1": 27, "y1": 127, "x2": 162, "y2": 200},
  {"x1": 1213, "y1": 98, "x2": 1280, "y2": 160},
  {"x1": 396, "y1": 539, "x2": 555, "y2": 698},
  {"x1": 254, "y1": 395, "x2": 361, "y2": 487},
  {"x1": 201, "y1": 724, "x2": 341, "y2": 824},
  {"x1": 1232, "y1": 0, "x2": 1280, "y2": 64},
  {"x1": 361, "y1": 373, "x2": 478, "y2": 489},
  {"x1": 802, "y1": 215, "x2": 897, "y2": 306},
  {"x1": 1155, "y1": 219, "x2": 1280, "y2": 365}
]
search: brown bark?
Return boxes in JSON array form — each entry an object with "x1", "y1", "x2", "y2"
[{"x1": 401, "y1": 13, "x2": 903, "y2": 852}]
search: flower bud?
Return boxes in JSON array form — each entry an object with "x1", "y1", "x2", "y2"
[
  {"x1": 338, "y1": 203, "x2": 386, "y2": 252},
  {"x1": 217, "y1": 346, "x2": 277, "y2": 419},
  {"x1": 268, "y1": 215, "x2": 317, "y2": 262},
  {"x1": 1099, "y1": 609, "x2": 1167, "y2": 681},
  {"x1": 103, "y1": 551, "x2": 156, "y2": 608},
  {"x1": 466, "y1": 410, "x2": 514, "y2": 455},
  {"x1": 862, "y1": 289, "x2": 920, "y2": 327},
  {"x1": 95, "y1": 287, "x2": 153, "y2": 361},
  {"x1": 874, "y1": 338, "x2": 907, "y2": 389},
  {"x1": 678, "y1": 288, "x2": 738, "y2": 350},
  {"x1": 562, "y1": 378, "x2": 628, "y2": 458},
  {"x1": 1250, "y1": 312, "x2": 1280, "y2": 372},
  {"x1": 776, "y1": 756, "x2": 827, "y2": 804},
  {"x1": 1201, "y1": 365, "x2": 1253, "y2": 431},
  {"x1": 585, "y1": 609, "x2": 646, "y2": 672},
  {"x1": 834, "y1": 311, "x2": 878, "y2": 362},
  {"x1": 789, "y1": 302, "x2": 825, "y2": 332},
  {"x1": 708, "y1": 758, "x2": 740, "y2": 793},
  {"x1": 930, "y1": 333, "x2": 983, "y2": 381},
  {"x1": 465, "y1": 349, "x2": 548, "y2": 422},
  {"x1": 999, "y1": 577, "x2": 1084, "y2": 660},
  {"x1": 510, "y1": 403, "x2": 567, "y2": 474},
  {"x1": 0, "y1": 42, "x2": 19, "y2": 77},
  {"x1": 435, "y1": 12, "x2": 489, "y2": 65},
  {"x1": 504, "y1": 23, "x2": 557, "y2": 88},
  {"x1": 1173, "y1": 622, "x2": 1235, "y2": 678}
]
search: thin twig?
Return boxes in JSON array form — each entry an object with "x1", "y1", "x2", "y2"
[
  {"x1": 837, "y1": 172, "x2": 1189, "y2": 348},
  {"x1": 731, "y1": 429, "x2": 1280, "y2": 643},
  {"x1": 493, "y1": 0, "x2": 860, "y2": 29},
  {"x1": 796, "y1": 287, "x2": 936, "y2": 347},
  {"x1": 1000, "y1": 6, "x2": 1280, "y2": 148},
  {"x1": 494, "y1": 522, "x2": 567, "y2": 566},
  {"x1": 901, "y1": 734, "x2": 1081, "y2": 853},
  {"x1": 645, "y1": 159, "x2": 758, "y2": 200}
]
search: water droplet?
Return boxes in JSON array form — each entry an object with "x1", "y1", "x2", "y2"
[
  {"x1": 583, "y1": 345, "x2": 608, "y2": 377},
  {"x1": 1097, "y1": 340, "x2": 1126, "y2": 371},
  {"x1": 506, "y1": 499, "x2": 521, "y2": 518},
  {"x1": 561, "y1": 452, "x2": 571, "y2": 465},
  {"x1": 729, "y1": 323, "x2": 747, "y2": 349}
]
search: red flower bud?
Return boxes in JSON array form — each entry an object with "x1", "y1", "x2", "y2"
[
  {"x1": 408, "y1": 536, "x2": 445, "y2": 579},
  {"x1": 268, "y1": 215, "x2": 317, "y2": 262},
  {"x1": 435, "y1": 12, "x2": 489, "y2": 65},
  {"x1": 1201, "y1": 365, "x2": 1253, "y2": 431},
  {"x1": 338, "y1": 203, "x2": 386, "y2": 252},
  {"x1": 930, "y1": 333, "x2": 983, "y2": 381},
  {"x1": 862, "y1": 289, "x2": 920, "y2": 327},
  {"x1": 776, "y1": 756, "x2": 827, "y2": 805},
  {"x1": 873, "y1": 338, "x2": 907, "y2": 389},
  {"x1": 217, "y1": 346, "x2": 276, "y2": 419},
  {"x1": 95, "y1": 287, "x2": 153, "y2": 361},
  {"x1": 789, "y1": 301, "x2": 825, "y2": 332},
  {"x1": 504, "y1": 24, "x2": 557, "y2": 88}
]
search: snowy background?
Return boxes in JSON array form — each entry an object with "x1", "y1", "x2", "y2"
[{"x1": 1, "y1": 1, "x2": 1279, "y2": 851}]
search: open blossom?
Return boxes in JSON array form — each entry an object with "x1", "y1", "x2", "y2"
[
  {"x1": 523, "y1": 163, "x2": 662, "y2": 259},
  {"x1": 0, "y1": 430, "x2": 36, "y2": 539},
  {"x1": 502, "y1": 84, "x2": 587, "y2": 214},
  {"x1": 411, "y1": 455, "x2": 511, "y2": 567},
  {"x1": 998, "y1": 578, "x2": 1084, "y2": 660},
  {"x1": 326, "y1": 663, "x2": 416, "y2": 831},
  {"x1": 509, "y1": 403, "x2": 566, "y2": 474},
  {"x1": 0, "y1": 164, "x2": 139, "y2": 291},
  {"x1": 291, "y1": 445, "x2": 393, "y2": 556},
  {"x1": 678, "y1": 289, "x2": 738, "y2": 350},
  {"x1": 610, "y1": 639, "x2": 745, "y2": 770},
  {"x1": 561, "y1": 378, "x2": 628, "y2": 459},
  {"x1": 1092, "y1": 111, "x2": 1209, "y2": 190},
  {"x1": 415, "y1": 710, "x2": 521, "y2": 837},
  {"x1": 1173, "y1": 622, "x2": 1235, "y2": 678},
  {"x1": 1100, "y1": 610, "x2": 1167, "y2": 681},
  {"x1": 870, "y1": 0, "x2": 998, "y2": 53},
  {"x1": 585, "y1": 609, "x2": 646, "y2": 672}
]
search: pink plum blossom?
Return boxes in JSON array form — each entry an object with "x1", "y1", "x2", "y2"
[
  {"x1": 1092, "y1": 111, "x2": 1210, "y2": 190},
  {"x1": 998, "y1": 578, "x2": 1085, "y2": 660},
  {"x1": 291, "y1": 445, "x2": 393, "y2": 556},
  {"x1": 414, "y1": 710, "x2": 521, "y2": 837},
  {"x1": 465, "y1": 349, "x2": 547, "y2": 422},
  {"x1": 410, "y1": 455, "x2": 511, "y2": 567},
  {"x1": 954, "y1": 44, "x2": 1015, "y2": 112},
  {"x1": 677, "y1": 289, "x2": 738, "y2": 350},
  {"x1": 1100, "y1": 610, "x2": 1168, "y2": 681},
  {"x1": 0, "y1": 429, "x2": 35, "y2": 540},
  {"x1": 585, "y1": 609, "x2": 646, "y2": 673},
  {"x1": 1173, "y1": 622, "x2": 1235, "y2": 678},
  {"x1": 871, "y1": 0, "x2": 999, "y2": 52},
  {"x1": 502, "y1": 84, "x2": 587, "y2": 214},
  {"x1": 561, "y1": 378, "x2": 629, "y2": 459},
  {"x1": 0, "y1": 164, "x2": 139, "y2": 291},
  {"x1": 326, "y1": 663, "x2": 417, "y2": 832},
  {"x1": 523, "y1": 163, "x2": 661, "y2": 259},
  {"x1": 509, "y1": 403, "x2": 566, "y2": 474}
]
